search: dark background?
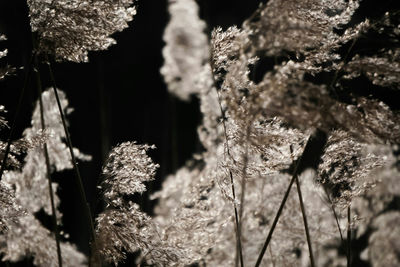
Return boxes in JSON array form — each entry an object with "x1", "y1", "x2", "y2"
[{"x1": 0, "y1": 0, "x2": 263, "y2": 265}]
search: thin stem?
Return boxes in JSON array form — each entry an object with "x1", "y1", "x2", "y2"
[
  {"x1": 231, "y1": 169, "x2": 245, "y2": 267},
  {"x1": 324, "y1": 186, "x2": 350, "y2": 265},
  {"x1": 207, "y1": 20, "x2": 245, "y2": 264},
  {"x1": 255, "y1": 134, "x2": 314, "y2": 267},
  {"x1": 347, "y1": 206, "x2": 352, "y2": 267},
  {"x1": 254, "y1": 162, "x2": 297, "y2": 267},
  {"x1": 34, "y1": 57, "x2": 63, "y2": 267},
  {"x1": 0, "y1": 55, "x2": 33, "y2": 181},
  {"x1": 239, "y1": 161, "x2": 247, "y2": 224},
  {"x1": 289, "y1": 145, "x2": 315, "y2": 266},
  {"x1": 239, "y1": 127, "x2": 250, "y2": 224},
  {"x1": 45, "y1": 58, "x2": 99, "y2": 266},
  {"x1": 238, "y1": 126, "x2": 251, "y2": 267},
  {"x1": 294, "y1": 176, "x2": 315, "y2": 267},
  {"x1": 329, "y1": 38, "x2": 357, "y2": 96},
  {"x1": 216, "y1": 90, "x2": 244, "y2": 267},
  {"x1": 211, "y1": 57, "x2": 244, "y2": 266},
  {"x1": 323, "y1": 187, "x2": 344, "y2": 243}
]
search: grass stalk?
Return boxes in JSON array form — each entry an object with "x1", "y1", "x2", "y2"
[
  {"x1": 230, "y1": 169, "x2": 244, "y2": 267},
  {"x1": 210, "y1": 51, "x2": 244, "y2": 266},
  {"x1": 324, "y1": 187, "x2": 351, "y2": 265},
  {"x1": 289, "y1": 144, "x2": 315, "y2": 266},
  {"x1": 237, "y1": 126, "x2": 251, "y2": 267},
  {"x1": 323, "y1": 187, "x2": 345, "y2": 243},
  {"x1": 34, "y1": 57, "x2": 63, "y2": 267},
  {"x1": 294, "y1": 175, "x2": 315, "y2": 267},
  {"x1": 254, "y1": 160, "x2": 297, "y2": 267},
  {"x1": 347, "y1": 206, "x2": 352, "y2": 267},
  {"x1": 217, "y1": 90, "x2": 244, "y2": 267},
  {"x1": 255, "y1": 133, "x2": 318, "y2": 267},
  {"x1": 329, "y1": 38, "x2": 357, "y2": 99},
  {"x1": 239, "y1": 127, "x2": 250, "y2": 225},
  {"x1": 45, "y1": 57, "x2": 99, "y2": 266}
]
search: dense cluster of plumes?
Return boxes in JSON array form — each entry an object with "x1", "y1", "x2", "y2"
[
  {"x1": 152, "y1": 0, "x2": 400, "y2": 266},
  {"x1": 27, "y1": 0, "x2": 137, "y2": 62},
  {"x1": 343, "y1": 11, "x2": 400, "y2": 89},
  {"x1": 0, "y1": 89, "x2": 88, "y2": 266},
  {"x1": 0, "y1": 129, "x2": 50, "y2": 173},
  {"x1": 96, "y1": 142, "x2": 222, "y2": 266},
  {"x1": 1, "y1": 213, "x2": 86, "y2": 267},
  {"x1": 95, "y1": 142, "x2": 178, "y2": 265},
  {"x1": 0, "y1": 182, "x2": 24, "y2": 235},
  {"x1": 5, "y1": 88, "x2": 90, "y2": 215},
  {"x1": 100, "y1": 142, "x2": 158, "y2": 205}
]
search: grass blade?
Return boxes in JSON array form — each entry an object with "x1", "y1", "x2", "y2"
[
  {"x1": 294, "y1": 175, "x2": 315, "y2": 267},
  {"x1": 323, "y1": 187, "x2": 345, "y2": 243},
  {"x1": 34, "y1": 57, "x2": 63, "y2": 266},
  {"x1": 254, "y1": 161, "x2": 298, "y2": 267},
  {"x1": 347, "y1": 206, "x2": 352, "y2": 267},
  {"x1": 255, "y1": 130, "x2": 326, "y2": 267},
  {"x1": 46, "y1": 58, "x2": 99, "y2": 266},
  {"x1": 210, "y1": 50, "x2": 244, "y2": 266}
]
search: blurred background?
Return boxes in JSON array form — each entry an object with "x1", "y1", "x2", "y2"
[{"x1": 0, "y1": 0, "x2": 263, "y2": 264}]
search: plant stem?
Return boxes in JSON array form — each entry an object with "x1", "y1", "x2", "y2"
[
  {"x1": 254, "y1": 163, "x2": 297, "y2": 267},
  {"x1": 329, "y1": 38, "x2": 357, "y2": 98},
  {"x1": 34, "y1": 56, "x2": 63, "y2": 267},
  {"x1": 325, "y1": 187, "x2": 350, "y2": 265},
  {"x1": 347, "y1": 205, "x2": 352, "y2": 267},
  {"x1": 217, "y1": 91, "x2": 244, "y2": 267},
  {"x1": 289, "y1": 144, "x2": 315, "y2": 266},
  {"x1": 255, "y1": 132, "x2": 320, "y2": 267},
  {"x1": 294, "y1": 175, "x2": 315, "y2": 267},
  {"x1": 211, "y1": 58, "x2": 244, "y2": 267},
  {"x1": 323, "y1": 187, "x2": 345, "y2": 243},
  {"x1": 237, "y1": 126, "x2": 251, "y2": 267},
  {"x1": 0, "y1": 55, "x2": 33, "y2": 181},
  {"x1": 45, "y1": 57, "x2": 99, "y2": 266},
  {"x1": 239, "y1": 127, "x2": 250, "y2": 225},
  {"x1": 230, "y1": 169, "x2": 245, "y2": 267}
]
